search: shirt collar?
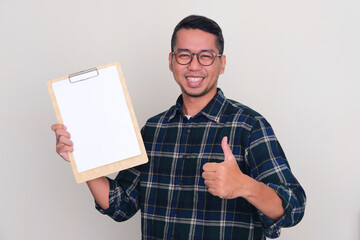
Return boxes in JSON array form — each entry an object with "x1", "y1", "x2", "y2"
[{"x1": 169, "y1": 88, "x2": 226, "y2": 123}]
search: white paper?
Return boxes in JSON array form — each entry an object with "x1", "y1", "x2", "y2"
[{"x1": 52, "y1": 66, "x2": 141, "y2": 172}]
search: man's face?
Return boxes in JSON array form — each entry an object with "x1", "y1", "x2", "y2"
[{"x1": 169, "y1": 29, "x2": 226, "y2": 100}]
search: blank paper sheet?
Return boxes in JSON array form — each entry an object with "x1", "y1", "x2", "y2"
[{"x1": 52, "y1": 66, "x2": 141, "y2": 172}]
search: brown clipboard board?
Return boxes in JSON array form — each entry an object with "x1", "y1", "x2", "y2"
[{"x1": 47, "y1": 62, "x2": 148, "y2": 183}]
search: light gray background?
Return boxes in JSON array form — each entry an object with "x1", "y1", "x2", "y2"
[{"x1": 1, "y1": 1, "x2": 359, "y2": 240}]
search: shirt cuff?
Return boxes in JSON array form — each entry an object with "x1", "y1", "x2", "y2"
[
  {"x1": 257, "y1": 210, "x2": 283, "y2": 238},
  {"x1": 256, "y1": 182, "x2": 293, "y2": 238}
]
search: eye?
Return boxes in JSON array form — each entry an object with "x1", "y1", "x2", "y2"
[
  {"x1": 199, "y1": 52, "x2": 214, "y2": 60},
  {"x1": 177, "y1": 51, "x2": 191, "y2": 59}
]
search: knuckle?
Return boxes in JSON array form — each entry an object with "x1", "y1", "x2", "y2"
[
  {"x1": 58, "y1": 135, "x2": 68, "y2": 143},
  {"x1": 57, "y1": 135, "x2": 64, "y2": 142},
  {"x1": 56, "y1": 145, "x2": 64, "y2": 153},
  {"x1": 219, "y1": 190, "x2": 226, "y2": 197},
  {"x1": 51, "y1": 124, "x2": 59, "y2": 131}
]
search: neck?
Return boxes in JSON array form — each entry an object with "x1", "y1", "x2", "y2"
[{"x1": 181, "y1": 91, "x2": 217, "y2": 116}]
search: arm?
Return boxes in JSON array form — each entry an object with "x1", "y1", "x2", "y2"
[
  {"x1": 51, "y1": 123, "x2": 140, "y2": 221},
  {"x1": 202, "y1": 137, "x2": 284, "y2": 220},
  {"x1": 86, "y1": 177, "x2": 110, "y2": 210},
  {"x1": 203, "y1": 117, "x2": 306, "y2": 235},
  {"x1": 245, "y1": 117, "x2": 306, "y2": 229}
]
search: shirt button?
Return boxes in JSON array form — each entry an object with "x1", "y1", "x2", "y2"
[{"x1": 187, "y1": 129, "x2": 191, "y2": 134}]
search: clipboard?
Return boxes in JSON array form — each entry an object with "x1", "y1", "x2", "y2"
[{"x1": 47, "y1": 62, "x2": 148, "y2": 183}]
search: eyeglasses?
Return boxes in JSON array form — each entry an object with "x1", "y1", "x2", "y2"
[{"x1": 172, "y1": 49, "x2": 222, "y2": 66}]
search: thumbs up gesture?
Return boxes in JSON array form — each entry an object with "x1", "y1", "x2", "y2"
[{"x1": 202, "y1": 136, "x2": 251, "y2": 199}]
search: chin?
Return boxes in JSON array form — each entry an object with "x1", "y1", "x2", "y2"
[
  {"x1": 182, "y1": 83, "x2": 218, "y2": 98},
  {"x1": 182, "y1": 88, "x2": 208, "y2": 98}
]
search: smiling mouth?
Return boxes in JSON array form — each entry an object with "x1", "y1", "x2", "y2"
[{"x1": 186, "y1": 77, "x2": 204, "y2": 82}]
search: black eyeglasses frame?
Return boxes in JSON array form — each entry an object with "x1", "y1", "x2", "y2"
[{"x1": 171, "y1": 49, "x2": 222, "y2": 66}]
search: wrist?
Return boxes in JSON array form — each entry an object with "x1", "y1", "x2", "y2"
[{"x1": 234, "y1": 174, "x2": 256, "y2": 199}]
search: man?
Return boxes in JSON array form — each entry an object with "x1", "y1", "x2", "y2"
[{"x1": 52, "y1": 15, "x2": 306, "y2": 239}]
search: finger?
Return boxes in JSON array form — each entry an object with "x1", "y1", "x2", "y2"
[
  {"x1": 57, "y1": 135, "x2": 73, "y2": 146},
  {"x1": 55, "y1": 129, "x2": 71, "y2": 141},
  {"x1": 56, "y1": 144, "x2": 74, "y2": 154},
  {"x1": 204, "y1": 179, "x2": 217, "y2": 188},
  {"x1": 203, "y1": 162, "x2": 218, "y2": 172},
  {"x1": 202, "y1": 171, "x2": 216, "y2": 180},
  {"x1": 51, "y1": 123, "x2": 67, "y2": 132},
  {"x1": 208, "y1": 187, "x2": 219, "y2": 197},
  {"x1": 221, "y1": 136, "x2": 234, "y2": 162},
  {"x1": 56, "y1": 144, "x2": 73, "y2": 161}
]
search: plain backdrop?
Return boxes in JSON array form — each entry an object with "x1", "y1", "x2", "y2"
[{"x1": 1, "y1": 1, "x2": 359, "y2": 239}]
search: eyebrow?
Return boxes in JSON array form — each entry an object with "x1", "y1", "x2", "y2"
[{"x1": 176, "y1": 48, "x2": 217, "y2": 53}]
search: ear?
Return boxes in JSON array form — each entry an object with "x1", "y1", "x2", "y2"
[
  {"x1": 219, "y1": 55, "x2": 226, "y2": 75},
  {"x1": 169, "y1": 52, "x2": 174, "y2": 72}
]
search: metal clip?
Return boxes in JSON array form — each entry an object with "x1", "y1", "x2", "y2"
[{"x1": 69, "y1": 67, "x2": 99, "y2": 84}]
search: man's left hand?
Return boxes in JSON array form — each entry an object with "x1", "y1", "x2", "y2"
[{"x1": 202, "y1": 136, "x2": 251, "y2": 199}]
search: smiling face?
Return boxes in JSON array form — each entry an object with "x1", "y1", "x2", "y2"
[{"x1": 169, "y1": 28, "x2": 226, "y2": 101}]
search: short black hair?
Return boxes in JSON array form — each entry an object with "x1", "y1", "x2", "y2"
[{"x1": 171, "y1": 15, "x2": 224, "y2": 54}]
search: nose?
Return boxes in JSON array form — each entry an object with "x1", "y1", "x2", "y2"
[{"x1": 187, "y1": 55, "x2": 203, "y2": 71}]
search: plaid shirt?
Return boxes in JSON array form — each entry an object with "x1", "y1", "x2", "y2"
[{"x1": 97, "y1": 89, "x2": 306, "y2": 240}]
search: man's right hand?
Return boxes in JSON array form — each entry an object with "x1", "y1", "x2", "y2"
[{"x1": 51, "y1": 123, "x2": 73, "y2": 162}]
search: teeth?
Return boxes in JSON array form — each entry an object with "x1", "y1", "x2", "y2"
[{"x1": 187, "y1": 77, "x2": 203, "y2": 82}]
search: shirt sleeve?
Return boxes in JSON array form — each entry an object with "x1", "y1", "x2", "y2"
[
  {"x1": 95, "y1": 167, "x2": 141, "y2": 222},
  {"x1": 245, "y1": 116, "x2": 306, "y2": 238}
]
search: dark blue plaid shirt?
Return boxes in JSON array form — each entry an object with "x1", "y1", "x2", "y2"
[{"x1": 97, "y1": 89, "x2": 306, "y2": 239}]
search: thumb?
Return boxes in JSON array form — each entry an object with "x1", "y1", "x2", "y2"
[{"x1": 221, "y1": 136, "x2": 234, "y2": 162}]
